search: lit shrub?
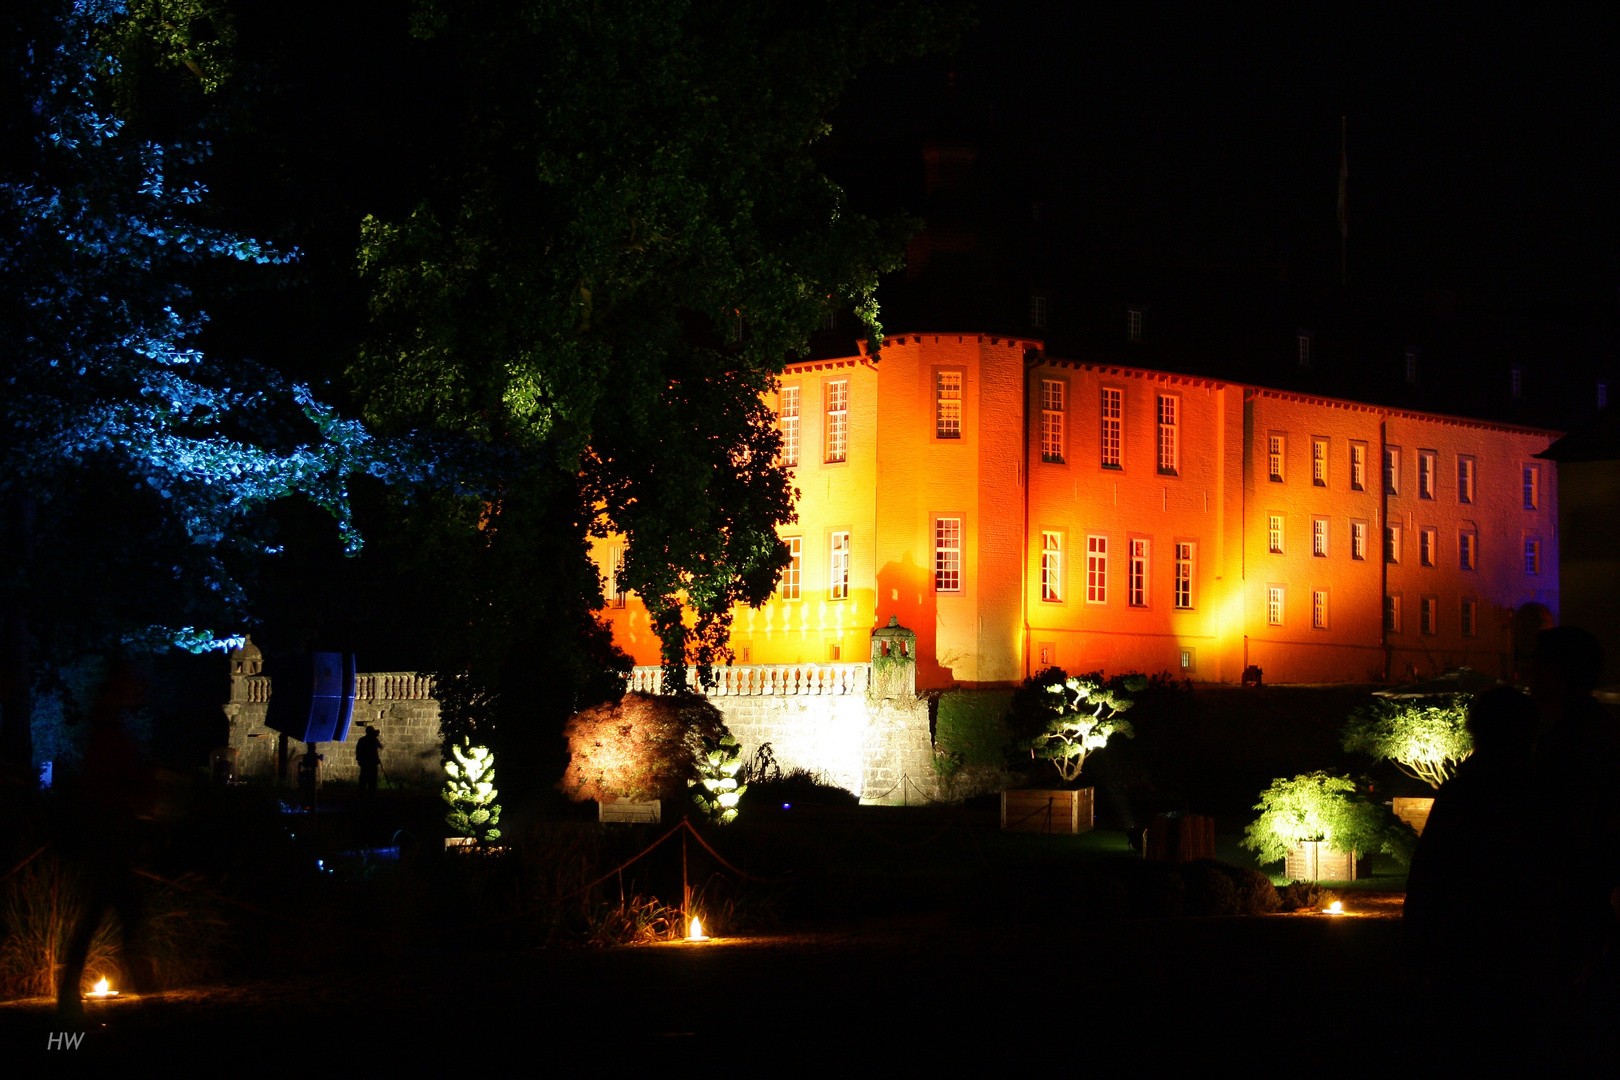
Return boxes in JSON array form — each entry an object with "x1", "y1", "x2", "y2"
[
  {"x1": 1241, "y1": 771, "x2": 1412, "y2": 868},
  {"x1": 558, "y1": 692, "x2": 723, "y2": 803}
]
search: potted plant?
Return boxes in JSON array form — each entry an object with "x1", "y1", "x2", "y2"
[
  {"x1": 1341, "y1": 696, "x2": 1473, "y2": 835},
  {"x1": 1001, "y1": 669, "x2": 1144, "y2": 834},
  {"x1": 1241, "y1": 772, "x2": 1413, "y2": 881}
]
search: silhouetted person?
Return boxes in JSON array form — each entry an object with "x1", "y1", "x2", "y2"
[
  {"x1": 355, "y1": 727, "x2": 383, "y2": 798},
  {"x1": 1407, "y1": 687, "x2": 1539, "y2": 971},
  {"x1": 297, "y1": 744, "x2": 323, "y2": 811},
  {"x1": 1528, "y1": 626, "x2": 1620, "y2": 1048},
  {"x1": 57, "y1": 661, "x2": 157, "y2": 1021}
]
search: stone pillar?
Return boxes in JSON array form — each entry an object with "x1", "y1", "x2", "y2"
[
  {"x1": 860, "y1": 618, "x2": 937, "y2": 804},
  {"x1": 868, "y1": 616, "x2": 918, "y2": 701}
]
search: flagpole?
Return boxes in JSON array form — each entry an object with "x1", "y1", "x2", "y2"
[{"x1": 1339, "y1": 116, "x2": 1348, "y2": 290}]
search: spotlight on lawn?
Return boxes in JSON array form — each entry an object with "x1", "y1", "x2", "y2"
[
  {"x1": 688, "y1": 915, "x2": 708, "y2": 941},
  {"x1": 1324, "y1": 901, "x2": 1344, "y2": 916},
  {"x1": 85, "y1": 977, "x2": 118, "y2": 999}
]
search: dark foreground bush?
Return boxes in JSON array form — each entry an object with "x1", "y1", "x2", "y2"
[
  {"x1": 1278, "y1": 881, "x2": 1341, "y2": 912},
  {"x1": 737, "y1": 767, "x2": 860, "y2": 810}
]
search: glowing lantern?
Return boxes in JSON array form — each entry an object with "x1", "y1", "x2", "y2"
[
  {"x1": 85, "y1": 977, "x2": 118, "y2": 999},
  {"x1": 688, "y1": 915, "x2": 708, "y2": 941}
]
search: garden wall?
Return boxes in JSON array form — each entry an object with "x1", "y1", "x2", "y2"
[{"x1": 223, "y1": 650, "x2": 443, "y2": 787}]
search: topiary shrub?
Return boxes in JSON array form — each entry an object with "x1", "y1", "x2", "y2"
[
  {"x1": 1211, "y1": 863, "x2": 1283, "y2": 915},
  {"x1": 1342, "y1": 696, "x2": 1473, "y2": 789},
  {"x1": 1278, "y1": 881, "x2": 1341, "y2": 912},
  {"x1": 1005, "y1": 667, "x2": 1145, "y2": 783},
  {"x1": 1178, "y1": 860, "x2": 1241, "y2": 916}
]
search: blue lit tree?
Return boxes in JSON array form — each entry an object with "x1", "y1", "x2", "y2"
[{"x1": 0, "y1": 2, "x2": 434, "y2": 770}]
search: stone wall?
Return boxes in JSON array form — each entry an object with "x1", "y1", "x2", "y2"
[{"x1": 224, "y1": 664, "x2": 443, "y2": 788}]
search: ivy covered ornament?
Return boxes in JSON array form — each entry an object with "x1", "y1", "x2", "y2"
[{"x1": 443, "y1": 740, "x2": 502, "y2": 843}]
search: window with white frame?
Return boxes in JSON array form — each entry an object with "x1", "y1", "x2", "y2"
[
  {"x1": 1385, "y1": 524, "x2": 1402, "y2": 564},
  {"x1": 1384, "y1": 446, "x2": 1400, "y2": 495},
  {"x1": 1385, "y1": 594, "x2": 1401, "y2": 633},
  {"x1": 1086, "y1": 535, "x2": 1108, "y2": 603},
  {"x1": 1421, "y1": 596, "x2": 1437, "y2": 636},
  {"x1": 1029, "y1": 294, "x2": 1047, "y2": 329},
  {"x1": 1312, "y1": 517, "x2": 1329, "y2": 558},
  {"x1": 1129, "y1": 538, "x2": 1150, "y2": 607},
  {"x1": 1312, "y1": 438, "x2": 1328, "y2": 486},
  {"x1": 1127, "y1": 309, "x2": 1142, "y2": 341},
  {"x1": 1268, "y1": 514, "x2": 1284, "y2": 555},
  {"x1": 934, "y1": 517, "x2": 962, "y2": 592},
  {"x1": 824, "y1": 380, "x2": 848, "y2": 463},
  {"x1": 1040, "y1": 380, "x2": 1065, "y2": 463},
  {"x1": 1351, "y1": 520, "x2": 1368, "y2": 561},
  {"x1": 829, "y1": 532, "x2": 850, "y2": 599},
  {"x1": 1523, "y1": 465, "x2": 1539, "y2": 510},
  {"x1": 935, "y1": 371, "x2": 962, "y2": 439},
  {"x1": 1350, "y1": 443, "x2": 1367, "y2": 491},
  {"x1": 1460, "y1": 598, "x2": 1477, "y2": 637},
  {"x1": 781, "y1": 536, "x2": 801, "y2": 600},
  {"x1": 1418, "y1": 451, "x2": 1436, "y2": 499},
  {"x1": 779, "y1": 385, "x2": 800, "y2": 466},
  {"x1": 1268, "y1": 434, "x2": 1285, "y2": 482},
  {"x1": 1174, "y1": 542, "x2": 1194, "y2": 609},
  {"x1": 1297, "y1": 335, "x2": 1312, "y2": 367},
  {"x1": 1511, "y1": 366, "x2": 1523, "y2": 398},
  {"x1": 1312, "y1": 589, "x2": 1328, "y2": 630},
  {"x1": 1458, "y1": 456, "x2": 1475, "y2": 504},
  {"x1": 1157, "y1": 395, "x2": 1179, "y2": 474},
  {"x1": 1524, "y1": 538, "x2": 1540, "y2": 575},
  {"x1": 608, "y1": 546, "x2": 627, "y2": 608},
  {"x1": 1459, "y1": 531, "x2": 1476, "y2": 570},
  {"x1": 1405, "y1": 350, "x2": 1419, "y2": 384},
  {"x1": 1041, "y1": 532, "x2": 1062, "y2": 602},
  {"x1": 1267, "y1": 586, "x2": 1284, "y2": 626},
  {"x1": 1100, "y1": 387, "x2": 1123, "y2": 468},
  {"x1": 1420, "y1": 528, "x2": 1436, "y2": 567}
]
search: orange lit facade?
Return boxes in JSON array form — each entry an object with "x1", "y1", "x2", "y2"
[{"x1": 596, "y1": 334, "x2": 1560, "y2": 688}]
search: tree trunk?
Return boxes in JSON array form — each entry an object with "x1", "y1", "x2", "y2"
[{"x1": 0, "y1": 494, "x2": 35, "y2": 776}]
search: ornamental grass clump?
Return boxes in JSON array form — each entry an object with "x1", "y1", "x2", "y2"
[
  {"x1": 1341, "y1": 696, "x2": 1473, "y2": 789},
  {"x1": 1241, "y1": 771, "x2": 1413, "y2": 868},
  {"x1": 444, "y1": 740, "x2": 502, "y2": 843}
]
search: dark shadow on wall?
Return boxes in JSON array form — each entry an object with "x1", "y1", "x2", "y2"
[
  {"x1": 876, "y1": 552, "x2": 951, "y2": 689},
  {"x1": 1512, "y1": 602, "x2": 1554, "y2": 680}
]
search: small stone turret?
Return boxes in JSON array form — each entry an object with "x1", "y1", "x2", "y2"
[{"x1": 869, "y1": 616, "x2": 917, "y2": 700}]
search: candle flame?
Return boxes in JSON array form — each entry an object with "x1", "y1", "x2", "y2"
[
  {"x1": 85, "y1": 977, "x2": 118, "y2": 998},
  {"x1": 688, "y1": 915, "x2": 707, "y2": 940}
]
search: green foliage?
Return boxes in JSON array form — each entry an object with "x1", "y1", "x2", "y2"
[
  {"x1": 349, "y1": 0, "x2": 968, "y2": 688},
  {"x1": 443, "y1": 740, "x2": 503, "y2": 843},
  {"x1": 1007, "y1": 668, "x2": 1145, "y2": 782},
  {"x1": 1241, "y1": 771, "x2": 1411, "y2": 868},
  {"x1": 935, "y1": 689, "x2": 1014, "y2": 769},
  {"x1": 559, "y1": 692, "x2": 724, "y2": 803},
  {"x1": 690, "y1": 732, "x2": 747, "y2": 825},
  {"x1": 1341, "y1": 696, "x2": 1473, "y2": 789}
]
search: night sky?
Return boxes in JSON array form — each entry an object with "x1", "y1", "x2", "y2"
[{"x1": 194, "y1": 2, "x2": 1619, "y2": 431}]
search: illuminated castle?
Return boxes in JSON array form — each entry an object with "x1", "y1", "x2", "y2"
[{"x1": 598, "y1": 334, "x2": 1560, "y2": 689}]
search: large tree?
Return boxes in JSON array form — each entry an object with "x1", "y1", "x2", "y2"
[
  {"x1": 0, "y1": 0, "x2": 430, "y2": 772},
  {"x1": 351, "y1": 0, "x2": 964, "y2": 693}
]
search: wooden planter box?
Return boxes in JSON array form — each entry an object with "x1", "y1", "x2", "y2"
[
  {"x1": 598, "y1": 798, "x2": 662, "y2": 824},
  {"x1": 1001, "y1": 788, "x2": 1094, "y2": 834},
  {"x1": 1144, "y1": 813, "x2": 1216, "y2": 863},
  {"x1": 1392, "y1": 797, "x2": 1435, "y2": 836},
  {"x1": 1284, "y1": 841, "x2": 1357, "y2": 882}
]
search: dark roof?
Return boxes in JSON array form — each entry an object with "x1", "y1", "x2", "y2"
[{"x1": 1537, "y1": 406, "x2": 1620, "y2": 462}]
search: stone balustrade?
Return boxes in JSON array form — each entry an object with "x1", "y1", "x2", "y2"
[
  {"x1": 233, "y1": 671, "x2": 435, "y2": 704},
  {"x1": 629, "y1": 663, "x2": 869, "y2": 697}
]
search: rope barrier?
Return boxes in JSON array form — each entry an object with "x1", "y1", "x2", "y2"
[{"x1": 679, "y1": 820, "x2": 792, "y2": 884}]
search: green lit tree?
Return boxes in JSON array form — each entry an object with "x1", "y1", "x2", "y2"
[
  {"x1": 1341, "y1": 696, "x2": 1473, "y2": 790},
  {"x1": 1008, "y1": 668, "x2": 1145, "y2": 783},
  {"x1": 690, "y1": 733, "x2": 747, "y2": 825},
  {"x1": 1241, "y1": 771, "x2": 1412, "y2": 868},
  {"x1": 443, "y1": 740, "x2": 502, "y2": 844}
]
